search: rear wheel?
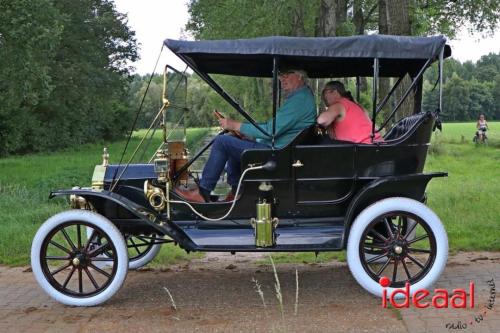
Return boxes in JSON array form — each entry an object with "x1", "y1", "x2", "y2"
[
  {"x1": 347, "y1": 197, "x2": 448, "y2": 298},
  {"x1": 31, "y1": 210, "x2": 128, "y2": 306},
  {"x1": 363, "y1": 217, "x2": 416, "y2": 263}
]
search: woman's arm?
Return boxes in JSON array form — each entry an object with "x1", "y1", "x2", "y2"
[{"x1": 317, "y1": 103, "x2": 344, "y2": 127}]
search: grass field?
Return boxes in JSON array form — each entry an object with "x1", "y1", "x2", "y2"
[
  {"x1": 432, "y1": 121, "x2": 500, "y2": 146},
  {"x1": 425, "y1": 122, "x2": 499, "y2": 251},
  {"x1": 0, "y1": 128, "x2": 208, "y2": 266},
  {"x1": 0, "y1": 123, "x2": 498, "y2": 266}
]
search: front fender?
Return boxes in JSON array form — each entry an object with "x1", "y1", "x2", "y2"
[
  {"x1": 342, "y1": 172, "x2": 447, "y2": 248},
  {"x1": 50, "y1": 189, "x2": 197, "y2": 250},
  {"x1": 50, "y1": 188, "x2": 160, "y2": 229}
]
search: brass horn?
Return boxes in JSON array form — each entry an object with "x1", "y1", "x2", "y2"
[{"x1": 144, "y1": 180, "x2": 166, "y2": 211}]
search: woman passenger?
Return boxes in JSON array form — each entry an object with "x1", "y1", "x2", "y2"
[{"x1": 317, "y1": 81, "x2": 382, "y2": 143}]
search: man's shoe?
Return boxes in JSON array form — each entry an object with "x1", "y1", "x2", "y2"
[
  {"x1": 223, "y1": 192, "x2": 235, "y2": 202},
  {"x1": 174, "y1": 187, "x2": 206, "y2": 203},
  {"x1": 223, "y1": 191, "x2": 240, "y2": 202}
]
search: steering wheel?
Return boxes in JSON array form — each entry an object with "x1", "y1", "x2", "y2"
[{"x1": 213, "y1": 110, "x2": 244, "y2": 139}]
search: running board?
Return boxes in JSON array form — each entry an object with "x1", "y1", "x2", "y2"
[{"x1": 182, "y1": 225, "x2": 344, "y2": 251}]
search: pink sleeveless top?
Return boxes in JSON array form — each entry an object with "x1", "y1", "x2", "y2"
[{"x1": 330, "y1": 98, "x2": 382, "y2": 144}]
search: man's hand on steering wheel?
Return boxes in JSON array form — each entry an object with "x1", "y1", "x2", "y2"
[{"x1": 213, "y1": 110, "x2": 244, "y2": 139}]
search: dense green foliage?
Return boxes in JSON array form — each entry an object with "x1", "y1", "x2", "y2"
[
  {"x1": 186, "y1": 0, "x2": 500, "y2": 40},
  {"x1": 423, "y1": 54, "x2": 500, "y2": 121},
  {"x1": 0, "y1": 0, "x2": 138, "y2": 156}
]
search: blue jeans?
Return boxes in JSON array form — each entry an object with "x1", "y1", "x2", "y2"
[{"x1": 199, "y1": 135, "x2": 268, "y2": 191}]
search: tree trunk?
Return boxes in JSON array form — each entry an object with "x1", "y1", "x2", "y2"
[
  {"x1": 353, "y1": 0, "x2": 364, "y2": 35},
  {"x1": 315, "y1": 0, "x2": 337, "y2": 37},
  {"x1": 386, "y1": 0, "x2": 411, "y2": 35},
  {"x1": 291, "y1": 1, "x2": 307, "y2": 36},
  {"x1": 386, "y1": 0, "x2": 413, "y2": 120},
  {"x1": 315, "y1": 0, "x2": 348, "y2": 37},
  {"x1": 353, "y1": 0, "x2": 378, "y2": 94},
  {"x1": 379, "y1": 0, "x2": 388, "y2": 34},
  {"x1": 377, "y1": 0, "x2": 390, "y2": 127},
  {"x1": 353, "y1": 0, "x2": 378, "y2": 35},
  {"x1": 314, "y1": 0, "x2": 345, "y2": 109},
  {"x1": 336, "y1": 0, "x2": 348, "y2": 34}
]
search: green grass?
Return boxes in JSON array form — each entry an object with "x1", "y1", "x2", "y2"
[
  {"x1": 432, "y1": 121, "x2": 500, "y2": 147},
  {"x1": 0, "y1": 128, "x2": 208, "y2": 266},
  {"x1": 424, "y1": 121, "x2": 500, "y2": 251},
  {"x1": 0, "y1": 123, "x2": 498, "y2": 266}
]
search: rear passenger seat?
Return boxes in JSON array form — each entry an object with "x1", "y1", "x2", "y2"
[{"x1": 383, "y1": 112, "x2": 432, "y2": 141}]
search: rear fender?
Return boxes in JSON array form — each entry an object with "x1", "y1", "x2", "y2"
[{"x1": 342, "y1": 172, "x2": 447, "y2": 248}]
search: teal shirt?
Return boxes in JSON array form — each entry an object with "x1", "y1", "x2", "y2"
[{"x1": 239, "y1": 86, "x2": 316, "y2": 148}]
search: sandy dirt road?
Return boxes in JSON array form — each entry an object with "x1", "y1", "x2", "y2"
[{"x1": 0, "y1": 252, "x2": 498, "y2": 333}]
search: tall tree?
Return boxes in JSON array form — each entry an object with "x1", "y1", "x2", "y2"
[
  {"x1": 0, "y1": 0, "x2": 62, "y2": 154},
  {"x1": 187, "y1": 0, "x2": 319, "y2": 39},
  {"x1": 0, "y1": 0, "x2": 138, "y2": 155}
]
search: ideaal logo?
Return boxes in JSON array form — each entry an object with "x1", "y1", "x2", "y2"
[
  {"x1": 379, "y1": 276, "x2": 474, "y2": 309},
  {"x1": 379, "y1": 277, "x2": 496, "y2": 330}
]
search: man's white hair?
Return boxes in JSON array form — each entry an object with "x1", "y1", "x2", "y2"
[{"x1": 289, "y1": 69, "x2": 308, "y2": 81}]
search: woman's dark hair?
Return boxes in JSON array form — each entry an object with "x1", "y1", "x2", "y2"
[{"x1": 322, "y1": 80, "x2": 355, "y2": 105}]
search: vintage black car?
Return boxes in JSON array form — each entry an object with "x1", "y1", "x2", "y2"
[{"x1": 31, "y1": 35, "x2": 451, "y2": 306}]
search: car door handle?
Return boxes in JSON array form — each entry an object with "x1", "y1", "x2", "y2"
[{"x1": 292, "y1": 160, "x2": 304, "y2": 168}]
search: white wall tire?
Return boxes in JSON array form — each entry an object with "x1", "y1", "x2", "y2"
[
  {"x1": 31, "y1": 210, "x2": 128, "y2": 306},
  {"x1": 347, "y1": 197, "x2": 448, "y2": 298}
]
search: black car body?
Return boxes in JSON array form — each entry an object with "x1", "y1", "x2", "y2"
[{"x1": 32, "y1": 35, "x2": 451, "y2": 306}]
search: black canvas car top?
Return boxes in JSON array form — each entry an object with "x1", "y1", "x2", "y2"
[{"x1": 164, "y1": 35, "x2": 451, "y2": 78}]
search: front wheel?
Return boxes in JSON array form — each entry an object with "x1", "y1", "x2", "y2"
[
  {"x1": 31, "y1": 210, "x2": 129, "y2": 306},
  {"x1": 347, "y1": 197, "x2": 448, "y2": 298}
]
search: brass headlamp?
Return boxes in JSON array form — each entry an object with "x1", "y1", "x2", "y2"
[{"x1": 154, "y1": 150, "x2": 169, "y2": 183}]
